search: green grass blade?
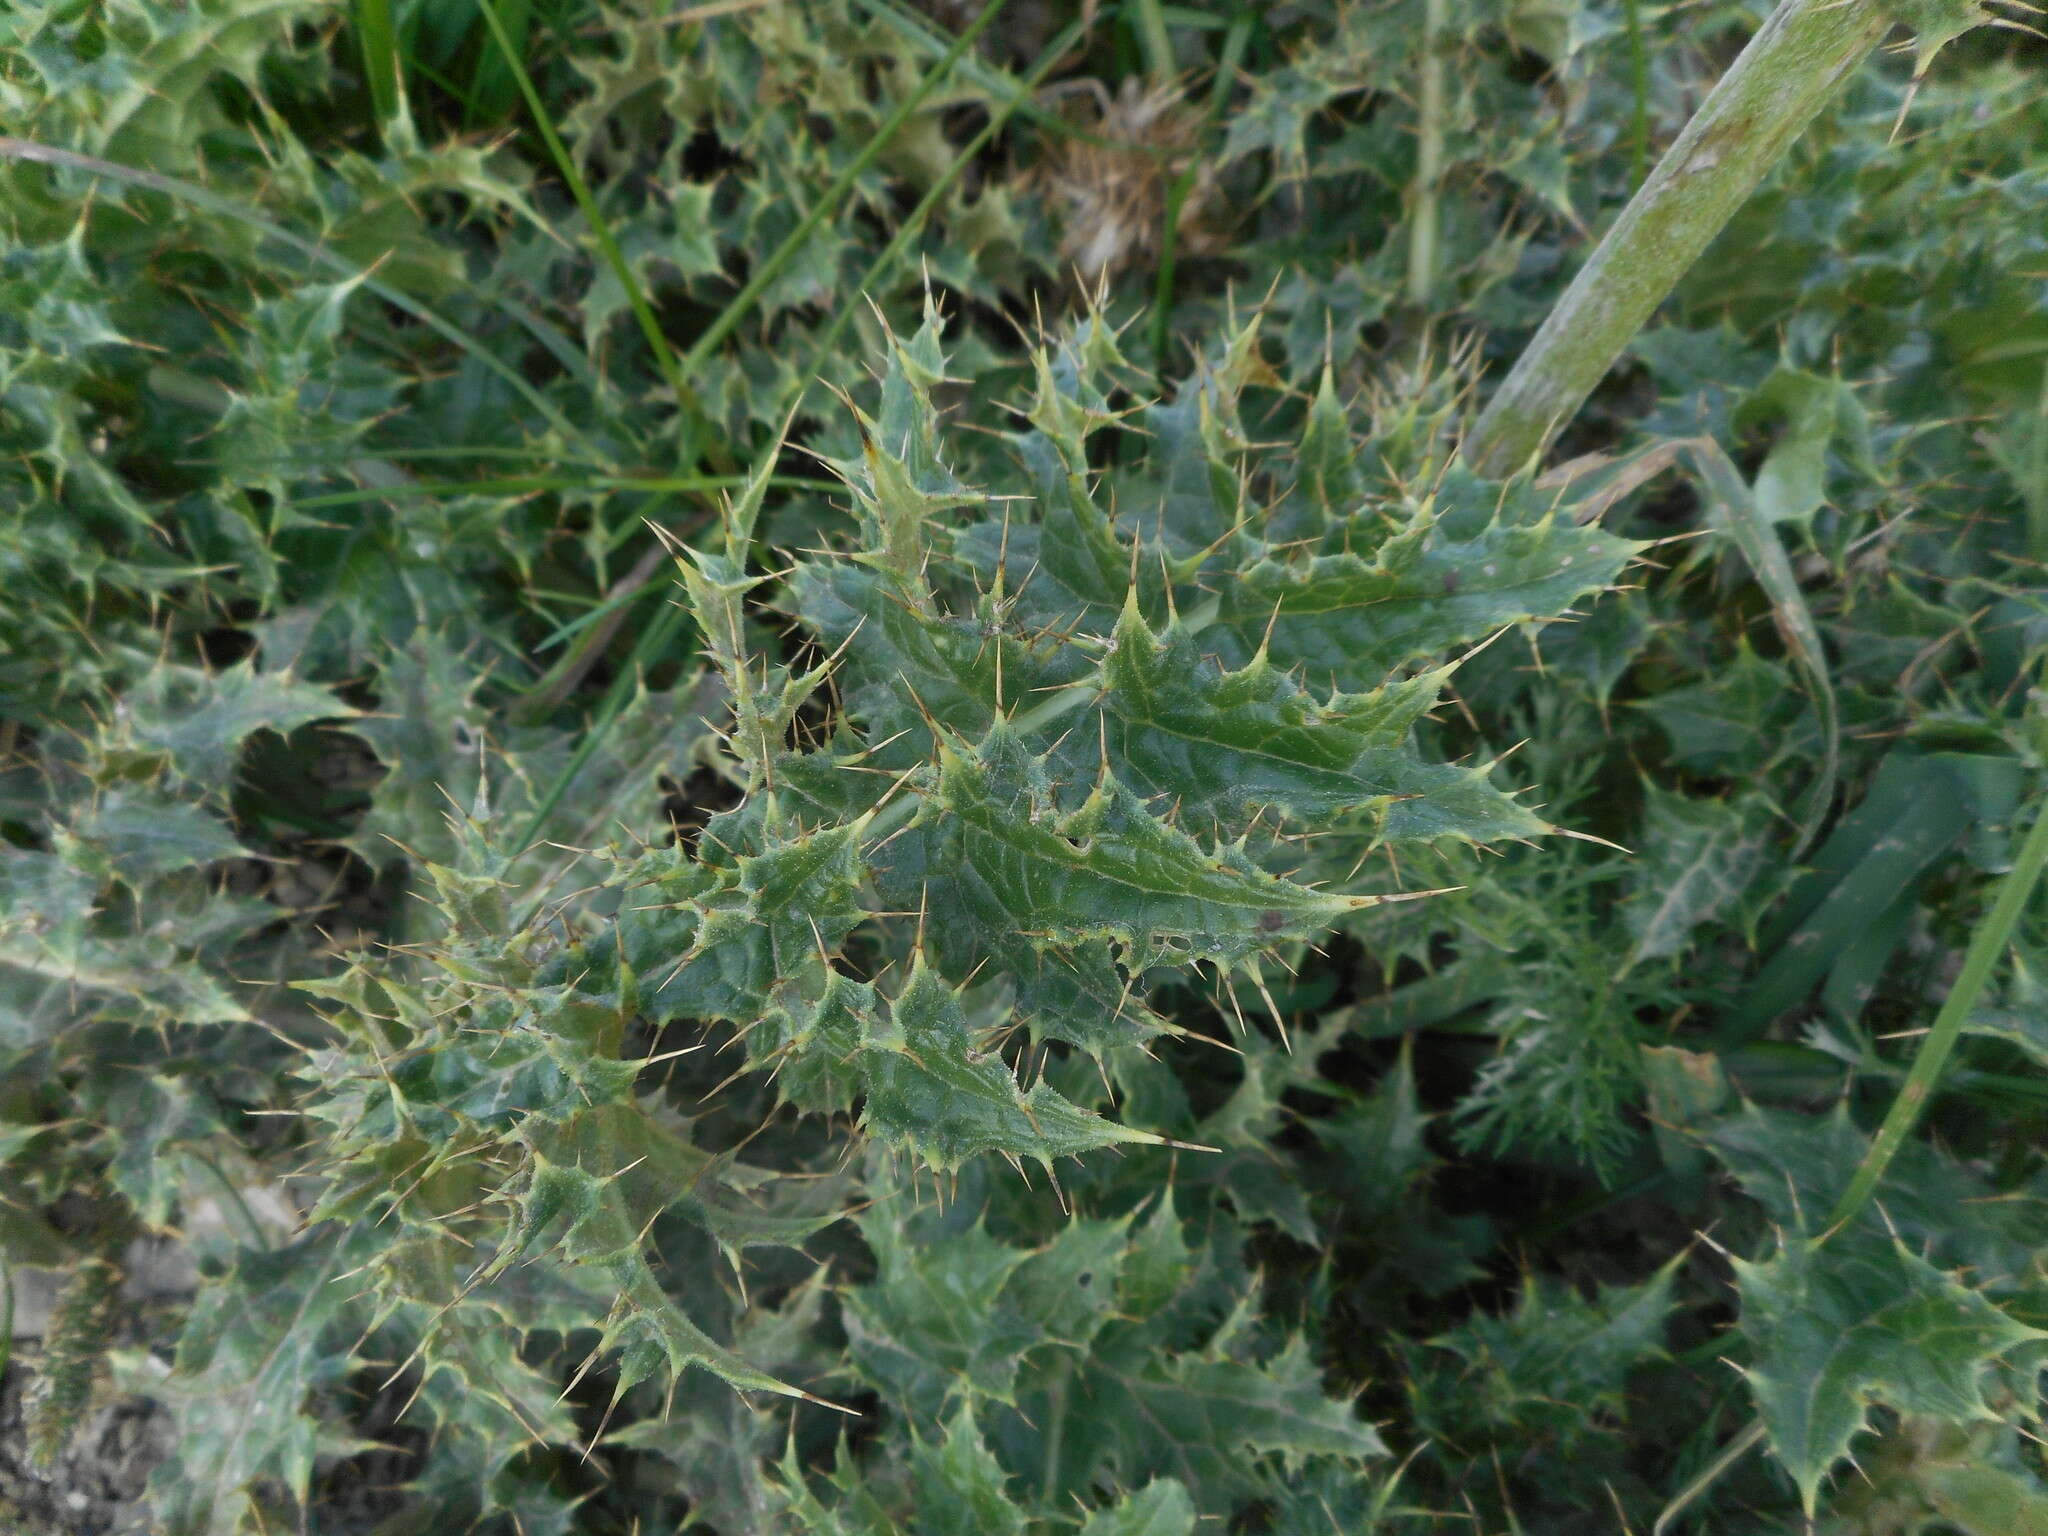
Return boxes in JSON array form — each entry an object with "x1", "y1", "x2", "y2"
[
  {"x1": 1823, "y1": 765, "x2": 2048, "y2": 1235},
  {"x1": 1623, "y1": 0, "x2": 1651, "y2": 188},
  {"x1": 214, "y1": 444, "x2": 614, "y2": 469},
  {"x1": 475, "y1": 0, "x2": 705, "y2": 443},
  {"x1": 508, "y1": 600, "x2": 692, "y2": 861},
  {"x1": 1653, "y1": 1423, "x2": 1767, "y2": 1536},
  {"x1": 530, "y1": 580, "x2": 659, "y2": 653},
  {"x1": 855, "y1": 0, "x2": 1126, "y2": 153},
  {"x1": 674, "y1": 0, "x2": 1013, "y2": 384},
  {"x1": 1727, "y1": 756, "x2": 1973, "y2": 1037},
  {"x1": 506, "y1": 0, "x2": 1024, "y2": 861},
  {"x1": 806, "y1": 13, "x2": 1085, "y2": 372},
  {"x1": 290, "y1": 473, "x2": 840, "y2": 509},
  {"x1": 1671, "y1": 746, "x2": 2048, "y2": 1530},
  {"x1": 474, "y1": 270, "x2": 615, "y2": 403},
  {"x1": 355, "y1": 0, "x2": 402, "y2": 125},
  {"x1": 0, "y1": 136, "x2": 597, "y2": 459},
  {"x1": 1132, "y1": 0, "x2": 1176, "y2": 82},
  {"x1": 1685, "y1": 438, "x2": 1839, "y2": 858},
  {"x1": 468, "y1": 0, "x2": 535, "y2": 123},
  {"x1": 1149, "y1": 13, "x2": 1252, "y2": 374}
]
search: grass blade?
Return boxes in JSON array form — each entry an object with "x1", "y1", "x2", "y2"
[
  {"x1": 1149, "y1": 11, "x2": 1251, "y2": 374},
  {"x1": 674, "y1": 0, "x2": 1013, "y2": 384},
  {"x1": 0, "y1": 136, "x2": 597, "y2": 459},
  {"x1": 291, "y1": 473, "x2": 839, "y2": 509},
  {"x1": 854, "y1": 0, "x2": 1121, "y2": 153},
  {"x1": 1823, "y1": 760, "x2": 2048, "y2": 1234},
  {"x1": 1132, "y1": 0, "x2": 1176, "y2": 82},
  {"x1": 808, "y1": 14, "x2": 1085, "y2": 373},
  {"x1": 507, "y1": 0, "x2": 1026, "y2": 859},
  {"x1": 475, "y1": 0, "x2": 707, "y2": 448},
  {"x1": 1623, "y1": 0, "x2": 1651, "y2": 188},
  {"x1": 1684, "y1": 438, "x2": 1839, "y2": 859},
  {"x1": 354, "y1": 0, "x2": 402, "y2": 125}
]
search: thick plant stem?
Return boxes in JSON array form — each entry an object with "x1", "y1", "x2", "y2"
[
  {"x1": 1466, "y1": 0, "x2": 1893, "y2": 478},
  {"x1": 1407, "y1": 0, "x2": 1448, "y2": 308}
]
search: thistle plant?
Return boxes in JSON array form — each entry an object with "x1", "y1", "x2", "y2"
[
  {"x1": 6, "y1": 1, "x2": 2048, "y2": 1531},
  {"x1": 297, "y1": 302, "x2": 1637, "y2": 1416}
]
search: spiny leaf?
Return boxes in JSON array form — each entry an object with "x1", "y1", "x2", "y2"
[
  {"x1": 901, "y1": 1401, "x2": 1028, "y2": 1536},
  {"x1": 1005, "y1": 1212, "x2": 1136, "y2": 1350},
  {"x1": 603, "y1": 1275, "x2": 838, "y2": 1535},
  {"x1": 523, "y1": 1102, "x2": 844, "y2": 1268},
  {"x1": 59, "y1": 793, "x2": 250, "y2": 885},
  {"x1": 144, "y1": 1228, "x2": 375, "y2": 1536},
  {"x1": 619, "y1": 810, "x2": 870, "y2": 1030},
  {"x1": 1216, "y1": 473, "x2": 1641, "y2": 693},
  {"x1": 904, "y1": 721, "x2": 1375, "y2": 974},
  {"x1": 1735, "y1": 1235, "x2": 2045, "y2": 1515},
  {"x1": 823, "y1": 318, "x2": 988, "y2": 596},
  {"x1": 843, "y1": 1210, "x2": 1040, "y2": 1411},
  {"x1": 769, "y1": 1401, "x2": 1043, "y2": 1536},
  {"x1": 785, "y1": 561, "x2": 1067, "y2": 747},
  {"x1": 1038, "y1": 1330, "x2": 1388, "y2": 1516},
  {"x1": 1421, "y1": 1254, "x2": 1681, "y2": 1450},
  {"x1": 1620, "y1": 785, "x2": 1773, "y2": 963},
  {"x1": 365, "y1": 1236, "x2": 583, "y2": 1454},
  {"x1": 486, "y1": 1147, "x2": 816, "y2": 1402},
  {"x1": 1092, "y1": 592, "x2": 1548, "y2": 842},
  {"x1": 1291, "y1": 365, "x2": 1369, "y2": 521},
  {"x1": 0, "y1": 847, "x2": 255, "y2": 1046},
  {"x1": 1699, "y1": 1100, "x2": 2044, "y2": 1282},
  {"x1": 1887, "y1": 0, "x2": 1997, "y2": 75},
  {"x1": 1078, "y1": 1481, "x2": 1197, "y2": 1536},
  {"x1": 100, "y1": 657, "x2": 356, "y2": 790},
  {"x1": 840, "y1": 961, "x2": 1165, "y2": 1173}
]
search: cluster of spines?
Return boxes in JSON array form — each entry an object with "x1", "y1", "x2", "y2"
[{"x1": 293, "y1": 305, "x2": 1634, "y2": 1410}]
